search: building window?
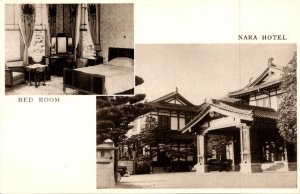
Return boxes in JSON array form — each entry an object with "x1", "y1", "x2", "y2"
[
  {"x1": 5, "y1": 30, "x2": 22, "y2": 61},
  {"x1": 5, "y1": 5, "x2": 22, "y2": 61},
  {"x1": 270, "y1": 95, "x2": 278, "y2": 110},
  {"x1": 171, "y1": 117, "x2": 178, "y2": 130},
  {"x1": 263, "y1": 97, "x2": 270, "y2": 108},
  {"x1": 256, "y1": 99, "x2": 263, "y2": 107},
  {"x1": 179, "y1": 117, "x2": 185, "y2": 130},
  {"x1": 158, "y1": 115, "x2": 170, "y2": 129},
  {"x1": 277, "y1": 95, "x2": 283, "y2": 108},
  {"x1": 256, "y1": 97, "x2": 270, "y2": 108},
  {"x1": 185, "y1": 115, "x2": 191, "y2": 124},
  {"x1": 249, "y1": 100, "x2": 256, "y2": 106}
]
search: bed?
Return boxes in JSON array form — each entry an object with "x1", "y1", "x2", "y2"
[{"x1": 63, "y1": 47, "x2": 134, "y2": 95}]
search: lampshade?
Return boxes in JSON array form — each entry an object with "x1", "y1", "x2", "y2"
[{"x1": 51, "y1": 37, "x2": 56, "y2": 48}]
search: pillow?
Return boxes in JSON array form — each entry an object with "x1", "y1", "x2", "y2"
[{"x1": 108, "y1": 57, "x2": 133, "y2": 67}]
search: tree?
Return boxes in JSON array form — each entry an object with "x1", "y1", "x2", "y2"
[
  {"x1": 96, "y1": 94, "x2": 152, "y2": 181},
  {"x1": 206, "y1": 134, "x2": 233, "y2": 161},
  {"x1": 124, "y1": 116, "x2": 195, "y2": 172},
  {"x1": 277, "y1": 52, "x2": 297, "y2": 144}
]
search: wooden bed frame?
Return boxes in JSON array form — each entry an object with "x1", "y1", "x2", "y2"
[{"x1": 63, "y1": 47, "x2": 134, "y2": 94}]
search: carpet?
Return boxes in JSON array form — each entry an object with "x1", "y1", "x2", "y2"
[{"x1": 5, "y1": 76, "x2": 79, "y2": 95}]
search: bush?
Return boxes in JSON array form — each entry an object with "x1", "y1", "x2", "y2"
[{"x1": 135, "y1": 155, "x2": 151, "y2": 174}]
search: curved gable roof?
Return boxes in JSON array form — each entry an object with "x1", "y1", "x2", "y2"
[
  {"x1": 228, "y1": 58, "x2": 283, "y2": 98},
  {"x1": 148, "y1": 90, "x2": 199, "y2": 112},
  {"x1": 181, "y1": 99, "x2": 277, "y2": 133}
]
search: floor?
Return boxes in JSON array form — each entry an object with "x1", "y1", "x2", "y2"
[
  {"x1": 116, "y1": 171, "x2": 297, "y2": 189},
  {"x1": 5, "y1": 76, "x2": 78, "y2": 95}
]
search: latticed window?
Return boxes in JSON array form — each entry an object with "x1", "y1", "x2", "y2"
[{"x1": 5, "y1": 4, "x2": 22, "y2": 61}]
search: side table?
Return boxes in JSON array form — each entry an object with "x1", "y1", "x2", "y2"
[
  {"x1": 25, "y1": 64, "x2": 47, "y2": 88},
  {"x1": 85, "y1": 56, "x2": 103, "y2": 66}
]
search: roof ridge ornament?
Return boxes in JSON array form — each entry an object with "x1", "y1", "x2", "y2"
[
  {"x1": 268, "y1": 57, "x2": 282, "y2": 70},
  {"x1": 268, "y1": 58, "x2": 274, "y2": 67}
]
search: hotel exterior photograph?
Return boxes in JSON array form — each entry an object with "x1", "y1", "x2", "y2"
[{"x1": 96, "y1": 44, "x2": 297, "y2": 188}]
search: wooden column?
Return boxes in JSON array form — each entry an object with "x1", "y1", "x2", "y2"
[{"x1": 239, "y1": 125, "x2": 252, "y2": 172}]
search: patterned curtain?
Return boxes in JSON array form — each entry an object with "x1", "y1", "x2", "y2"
[
  {"x1": 44, "y1": 4, "x2": 51, "y2": 56},
  {"x1": 88, "y1": 4, "x2": 97, "y2": 45},
  {"x1": 70, "y1": 4, "x2": 77, "y2": 55},
  {"x1": 19, "y1": 4, "x2": 36, "y2": 66},
  {"x1": 74, "y1": 4, "x2": 82, "y2": 60}
]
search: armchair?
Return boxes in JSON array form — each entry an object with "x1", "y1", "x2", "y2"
[{"x1": 5, "y1": 60, "x2": 26, "y2": 88}]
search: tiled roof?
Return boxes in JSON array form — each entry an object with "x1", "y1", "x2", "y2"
[
  {"x1": 151, "y1": 91, "x2": 196, "y2": 107},
  {"x1": 219, "y1": 96, "x2": 242, "y2": 103},
  {"x1": 228, "y1": 79, "x2": 281, "y2": 98},
  {"x1": 146, "y1": 102, "x2": 199, "y2": 112},
  {"x1": 181, "y1": 100, "x2": 277, "y2": 133},
  {"x1": 216, "y1": 100, "x2": 277, "y2": 120},
  {"x1": 180, "y1": 103, "x2": 210, "y2": 132},
  {"x1": 228, "y1": 58, "x2": 283, "y2": 98}
]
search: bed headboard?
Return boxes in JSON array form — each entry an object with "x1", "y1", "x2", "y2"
[{"x1": 108, "y1": 47, "x2": 134, "y2": 61}]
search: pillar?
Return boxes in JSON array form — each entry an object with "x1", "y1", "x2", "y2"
[
  {"x1": 239, "y1": 125, "x2": 252, "y2": 172},
  {"x1": 283, "y1": 140, "x2": 288, "y2": 162},
  {"x1": 281, "y1": 140, "x2": 289, "y2": 171},
  {"x1": 227, "y1": 140, "x2": 235, "y2": 171},
  {"x1": 194, "y1": 133, "x2": 207, "y2": 173}
]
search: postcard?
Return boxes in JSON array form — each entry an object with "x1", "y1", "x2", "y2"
[{"x1": 1, "y1": 0, "x2": 299, "y2": 193}]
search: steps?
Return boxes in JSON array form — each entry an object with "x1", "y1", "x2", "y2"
[
  {"x1": 152, "y1": 167, "x2": 167, "y2": 173},
  {"x1": 261, "y1": 161, "x2": 288, "y2": 172}
]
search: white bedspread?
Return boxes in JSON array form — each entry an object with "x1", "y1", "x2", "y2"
[{"x1": 75, "y1": 64, "x2": 134, "y2": 94}]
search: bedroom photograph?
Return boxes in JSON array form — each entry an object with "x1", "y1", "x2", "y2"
[{"x1": 4, "y1": 3, "x2": 134, "y2": 95}]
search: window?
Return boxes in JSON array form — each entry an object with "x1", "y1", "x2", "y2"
[
  {"x1": 100, "y1": 151, "x2": 105, "y2": 157},
  {"x1": 5, "y1": 30, "x2": 22, "y2": 61},
  {"x1": 277, "y1": 95, "x2": 283, "y2": 108},
  {"x1": 270, "y1": 96, "x2": 278, "y2": 110},
  {"x1": 249, "y1": 100, "x2": 256, "y2": 106},
  {"x1": 185, "y1": 115, "x2": 193, "y2": 125},
  {"x1": 158, "y1": 115, "x2": 170, "y2": 129},
  {"x1": 256, "y1": 97, "x2": 270, "y2": 108},
  {"x1": 171, "y1": 117, "x2": 178, "y2": 130},
  {"x1": 179, "y1": 118, "x2": 185, "y2": 130},
  {"x1": 263, "y1": 98, "x2": 270, "y2": 108},
  {"x1": 256, "y1": 99, "x2": 263, "y2": 107},
  {"x1": 5, "y1": 5, "x2": 22, "y2": 61}
]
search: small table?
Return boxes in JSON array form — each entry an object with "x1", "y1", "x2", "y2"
[
  {"x1": 82, "y1": 56, "x2": 103, "y2": 66},
  {"x1": 26, "y1": 64, "x2": 47, "y2": 88}
]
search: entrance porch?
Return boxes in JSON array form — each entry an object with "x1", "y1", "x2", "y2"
[{"x1": 181, "y1": 100, "x2": 295, "y2": 173}]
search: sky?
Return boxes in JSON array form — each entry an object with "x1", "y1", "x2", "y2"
[{"x1": 135, "y1": 44, "x2": 296, "y2": 105}]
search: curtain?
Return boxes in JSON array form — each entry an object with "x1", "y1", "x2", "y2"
[
  {"x1": 44, "y1": 4, "x2": 51, "y2": 56},
  {"x1": 19, "y1": 4, "x2": 36, "y2": 66},
  {"x1": 73, "y1": 4, "x2": 82, "y2": 60},
  {"x1": 88, "y1": 4, "x2": 98, "y2": 45}
]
